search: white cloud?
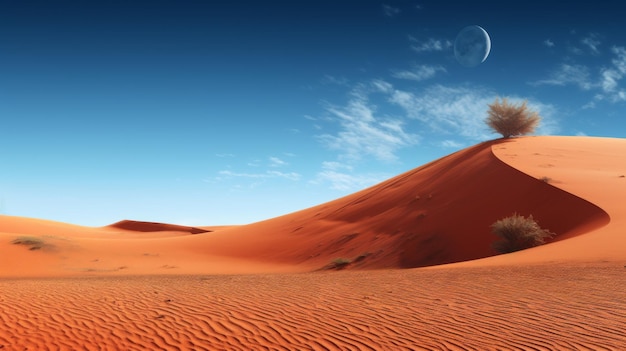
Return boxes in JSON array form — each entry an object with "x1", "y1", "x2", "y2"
[
  {"x1": 392, "y1": 64, "x2": 446, "y2": 81},
  {"x1": 321, "y1": 75, "x2": 349, "y2": 86},
  {"x1": 266, "y1": 171, "x2": 301, "y2": 181},
  {"x1": 218, "y1": 170, "x2": 300, "y2": 181},
  {"x1": 269, "y1": 156, "x2": 287, "y2": 167},
  {"x1": 611, "y1": 46, "x2": 626, "y2": 73},
  {"x1": 388, "y1": 85, "x2": 496, "y2": 139},
  {"x1": 318, "y1": 91, "x2": 418, "y2": 162},
  {"x1": 530, "y1": 64, "x2": 593, "y2": 90},
  {"x1": 321, "y1": 161, "x2": 353, "y2": 171},
  {"x1": 440, "y1": 140, "x2": 463, "y2": 148},
  {"x1": 581, "y1": 33, "x2": 601, "y2": 55},
  {"x1": 370, "y1": 79, "x2": 394, "y2": 94},
  {"x1": 600, "y1": 46, "x2": 626, "y2": 101},
  {"x1": 383, "y1": 4, "x2": 400, "y2": 17},
  {"x1": 582, "y1": 101, "x2": 596, "y2": 109},
  {"x1": 601, "y1": 68, "x2": 620, "y2": 92},
  {"x1": 247, "y1": 159, "x2": 261, "y2": 167},
  {"x1": 543, "y1": 39, "x2": 555, "y2": 48},
  {"x1": 409, "y1": 37, "x2": 452, "y2": 53},
  {"x1": 532, "y1": 46, "x2": 626, "y2": 104},
  {"x1": 387, "y1": 84, "x2": 558, "y2": 139},
  {"x1": 313, "y1": 169, "x2": 388, "y2": 191}
]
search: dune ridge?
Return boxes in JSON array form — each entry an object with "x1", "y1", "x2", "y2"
[{"x1": 107, "y1": 220, "x2": 211, "y2": 234}]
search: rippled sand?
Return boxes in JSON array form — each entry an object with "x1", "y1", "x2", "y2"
[{"x1": 1, "y1": 264, "x2": 624, "y2": 350}]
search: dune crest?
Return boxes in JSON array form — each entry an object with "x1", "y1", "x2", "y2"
[{"x1": 106, "y1": 220, "x2": 211, "y2": 234}]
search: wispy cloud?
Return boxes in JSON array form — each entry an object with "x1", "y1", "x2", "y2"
[
  {"x1": 383, "y1": 4, "x2": 400, "y2": 17},
  {"x1": 409, "y1": 37, "x2": 452, "y2": 53},
  {"x1": 533, "y1": 46, "x2": 626, "y2": 104},
  {"x1": 312, "y1": 162, "x2": 388, "y2": 191},
  {"x1": 581, "y1": 33, "x2": 601, "y2": 55},
  {"x1": 266, "y1": 171, "x2": 301, "y2": 181},
  {"x1": 321, "y1": 74, "x2": 349, "y2": 86},
  {"x1": 392, "y1": 64, "x2": 446, "y2": 81},
  {"x1": 218, "y1": 170, "x2": 301, "y2": 181},
  {"x1": 317, "y1": 89, "x2": 418, "y2": 162},
  {"x1": 543, "y1": 39, "x2": 555, "y2": 48},
  {"x1": 530, "y1": 64, "x2": 593, "y2": 90},
  {"x1": 269, "y1": 156, "x2": 287, "y2": 167},
  {"x1": 440, "y1": 140, "x2": 463, "y2": 148},
  {"x1": 388, "y1": 84, "x2": 558, "y2": 139},
  {"x1": 321, "y1": 161, "x2": 353, "y2": 171},
  {"x1": 599, "y1": 46, "x2": 626, "y2": 101}
]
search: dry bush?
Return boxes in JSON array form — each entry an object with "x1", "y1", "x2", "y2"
[
  {"x1": 486, "y1": 98, "x2": 540, "y2": 138},
  {"x1": 491, "y1": 213, "x2": 555, "y2": 253},
  {"x1": 11, "y1": 236, "x2": 45, "y2": 250},
  {"x1": 330, "y1": 258, "x2": 352, "y2": 269}
]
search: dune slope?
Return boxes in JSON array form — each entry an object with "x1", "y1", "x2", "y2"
[{"x1": 183, "y1": 138, "x2": 608, "y2": 270}]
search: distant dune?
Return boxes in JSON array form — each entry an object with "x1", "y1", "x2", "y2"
[
  {"x1": 1, "y1": 136, "x2": 624, "y2": 350},
  {"x1": 107, "y1": 220, "x2": 211, "y2": 234}
]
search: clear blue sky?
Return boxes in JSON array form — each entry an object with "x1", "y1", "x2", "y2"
[{"x1": 1, "y1": 1, "x2": 625, "y2": 226}]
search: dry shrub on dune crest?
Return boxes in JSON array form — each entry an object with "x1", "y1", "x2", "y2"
[
  {"x1": 491, "y1": 213, "x2": 555, "y2": 253},
  {"x1": 486, "y1": 98, "x2": 540, "y2": 138}
]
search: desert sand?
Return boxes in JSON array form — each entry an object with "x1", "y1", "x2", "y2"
[{"x1": 1, "y1": 136, "x2": 624, "y2": 350}]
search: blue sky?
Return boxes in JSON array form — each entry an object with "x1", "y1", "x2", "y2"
[{"x1": 1, "y1": 1, "x2": 625, "y2": 226}]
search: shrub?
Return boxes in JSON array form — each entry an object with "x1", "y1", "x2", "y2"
[
  {"x1": 486, "y1": 98, "x2": 540, "y2": 138},
  {"x1": 330, "y1": 258, "x2": 352, "y2": 269},
  {"x1": 491, "y1": 213, "x2": 555, "y2": 253},
  {"x1": 11, "y1": 236, "x2": 45, "y2": 250}
]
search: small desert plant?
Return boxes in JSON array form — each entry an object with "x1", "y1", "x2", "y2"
[
  {"x1": 486, "y1": 98, "x2": 540, "y2": 138},
  {"x1": 11, "y1": 236, "x2": 45, "y2": 250},
  {"x1": 491, "y1": 213, "x2": 555, "y2": 253},
  {"x1": 353, "y1": 252, "x2": 372, "y2": 263},
  {"x1": 540, "y1": 176, "x2": 552, "y2": 183},
  {"x1": 330, "y1": 257, "x2": 352, "y2": 269}
]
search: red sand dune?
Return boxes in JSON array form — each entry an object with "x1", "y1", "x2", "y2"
[
  {"x1": 107, "y1": 219, "x2": 211, "y2": 234},
  {"x1": 1, "y1": 136, "x2": 625, "y2": 350}
]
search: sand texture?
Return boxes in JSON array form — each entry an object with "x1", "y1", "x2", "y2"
[{"x1": 1, "y1": 136, "x2": 625, "y2": 350}]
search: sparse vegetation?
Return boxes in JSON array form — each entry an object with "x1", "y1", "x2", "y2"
[
  {"x1": 11, "y1": 236, "x2": 45, "y2": 250},
  {"x1": 486, "y1": 98, "x2": 540, "y2": 138},
  {"x1": 330, "y1": 258, "x2": 352, "y2": 269},
  {"x1": 540, "y1": 176, "x2": 552, "y2": 183},
  {"x1": 354, "y1": 252, "x2": 371, "y2": 263},
  {"x1": 491, "y1": 213, "x2": 555, "y2": 253}
]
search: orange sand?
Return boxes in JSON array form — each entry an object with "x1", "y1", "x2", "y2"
[{"x1": 1, "y1": 136, "x2": 625, "y2": 350}]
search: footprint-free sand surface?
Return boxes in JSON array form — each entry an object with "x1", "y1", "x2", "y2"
[{"x1": 1, "y1": 136, "x2": 625, "y2": 350}]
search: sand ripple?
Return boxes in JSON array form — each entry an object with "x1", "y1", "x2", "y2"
[{"x1": 1, "y1": 264, "x2": 624, "y2": 350}]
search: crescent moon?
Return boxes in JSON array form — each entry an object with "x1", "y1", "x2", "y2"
[{"x1": 454, "y1": 25, "x2": 491, "y2": 67}]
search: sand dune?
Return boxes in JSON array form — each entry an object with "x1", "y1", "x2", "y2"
[
  {"x1": 182, "y1": 137, "x2": 611, "y2": 271},
  {"x1": 1, "y1": 136, "x2": 625, "y2": 350},
  {"x1": 107, "y1": 220, "x2": 211, "y2": 234}
]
